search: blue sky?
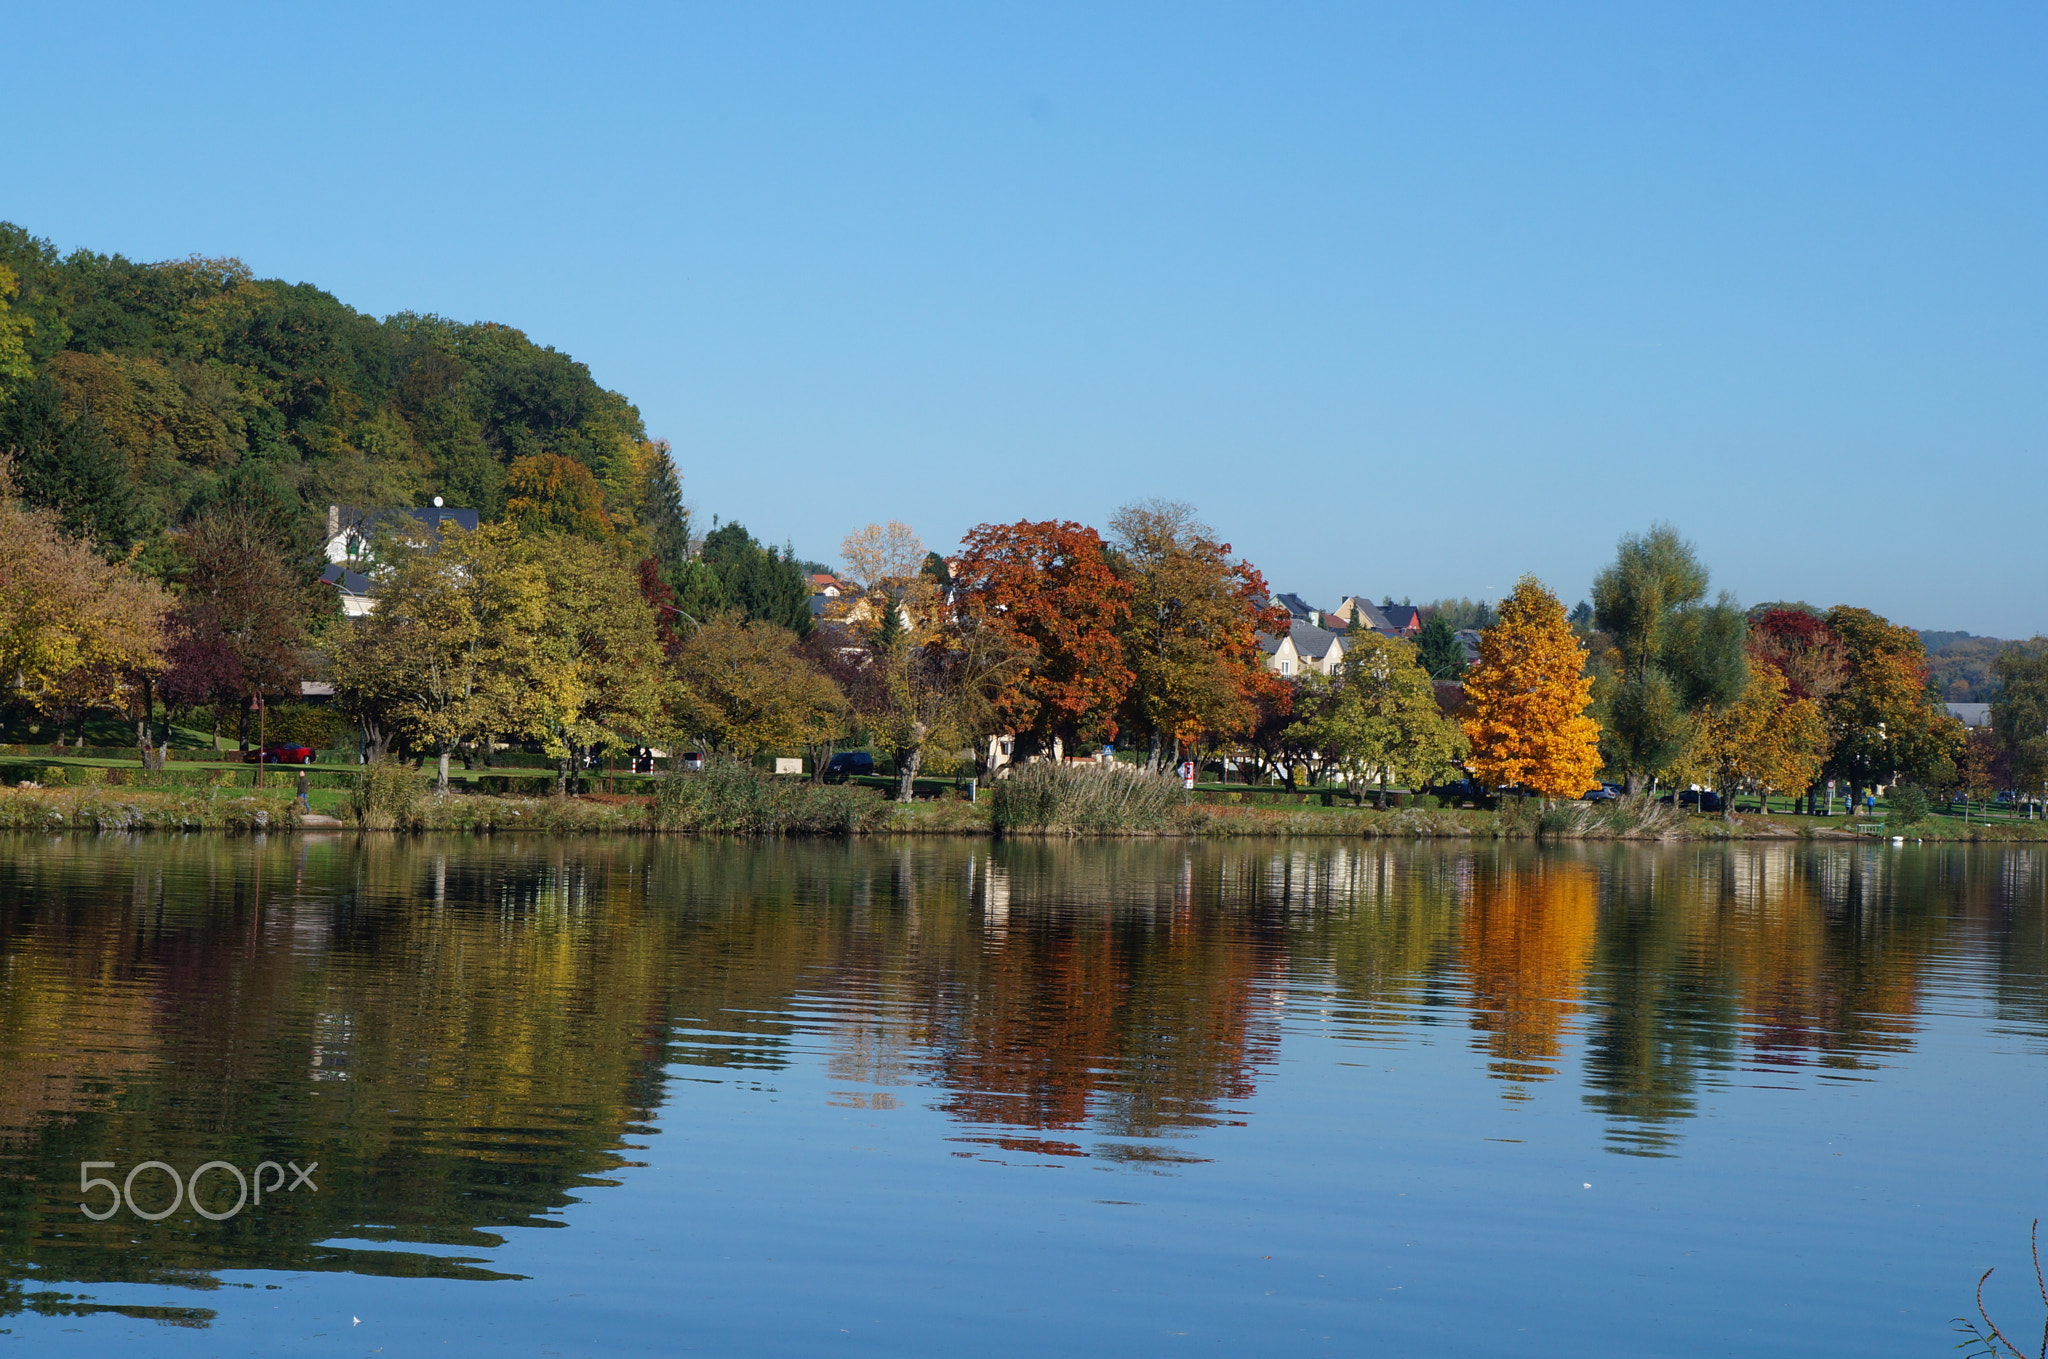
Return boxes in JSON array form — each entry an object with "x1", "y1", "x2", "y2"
[{"x1": 9, "y1": 3, "x2": 2043, "y2": 634}]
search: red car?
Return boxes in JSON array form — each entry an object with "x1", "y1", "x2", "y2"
[{"x1": 244, "y1": 744, "x2": 317, "y2": 765}]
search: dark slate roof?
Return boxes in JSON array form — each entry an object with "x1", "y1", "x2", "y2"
[
  {"x1": 1273, "y1": 592, "x2": 1321, "y2": 620},
  {"x1": 405, "y1": 506, "x2": 480, "y2": 533},
  {"x1": 1288, "y1": 620, "x2": 1344, "y2": 659},
  {"x1": 320, "y1": 563, "x2": 375, "y2": 596},
  {"x1": 1381, "y1": 604, "x2": 1422, "y2": 631}
]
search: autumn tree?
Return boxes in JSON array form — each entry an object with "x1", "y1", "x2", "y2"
[
  {"x1": 1741, "y1": 608, "x2": 1846, "y2": 811},
  {"x1": 329, "y1": 525, "x2": 549, "y2": 789},
  {"x1": 1305, "y1": 632, "x2": 1469, "y2": 805},
  {"x1": 955, "y1": 519, "x2": 1132, "y2": 757},
  {"x1": 1991, "y1": 642, "x2": 2048, "y2": 804},
  {"x1": 839, "y1": 521, "x2": 927, "y2": 590},
  {"x1": 0, "y1": 488, "x2": 168, "y2": 735},
  {"x1": 512, "y1": 533, "x2": 669, "y2": 792},
  {"x1": 1821, "y1": 607, "x2": 1965, "y2": 806},
  {"x1": 670, "y1": 614, "x2": 847, "y2": 761},
  {"x1": 0, "y1": 264, "x2": 32, "y2": 392},
  {"x1": 831, "y1": 521, "x2": 942, "y2": 650},
  {"x1": 851, "y1": 613, "x2": 1029, "y2": 801},
  {"x1": 505, "y1": 452, "x2": 611, "y2": 540},
  {"x1": 162, "y1": 503, "x2": 320, "y2": 747},
  {"x1": 1462, "y1": 576, "x2": 1602, "y2": 800},
  {"x1": 1676, "y1": 667, "x2": 1828, "y2": 815},
  {"x1": 1108, "y1": 499, "x2": 1289, "y2": 770},
  {"x1": 1590, "y1": 525, "x2": 1747, "y2": 792}
]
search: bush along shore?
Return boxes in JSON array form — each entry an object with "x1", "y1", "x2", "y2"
[{"x1": 6, "y1": 761, "x2": 2048, "y2": 841}]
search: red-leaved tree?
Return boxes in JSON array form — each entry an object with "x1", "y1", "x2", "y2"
[{"x1": 954, "y1": 519, "x2": 1133, "y2": 755}]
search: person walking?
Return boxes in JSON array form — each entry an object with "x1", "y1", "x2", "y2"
[{"x1": 295, "y1": 768, "x2": 311, "y2": 817}]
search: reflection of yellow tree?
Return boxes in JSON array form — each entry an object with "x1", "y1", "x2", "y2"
[
  {"x1": 1461, "y1": 860, "x2": 1599, "y2": 1091},
  {"x1": 1709, "y1": 847, "x2": 1927, "y2": 1070}
]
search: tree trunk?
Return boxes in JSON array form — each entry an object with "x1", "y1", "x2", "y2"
[
  {"x1": 1376, "y1": 780, "x2": 1388, "y2": 810},
  {"x1": 557, "y1": 756, "x2": 572, "y2": 797},
  {"x1": 437, "y1": 748, "x2": 451, "y2": 792},
  {"x1": 1625, "y1": 770, "x2": 1645, "y2": 796},
  {"x1": 134, "y1": 675, "x2": 153, "y2": 770},
  {"x1": 896, "y1": 744, "x2": 925, "y2": 802},
  {"x1": 1146, "y1": 729, "x2": 1162, "y2": 773}
]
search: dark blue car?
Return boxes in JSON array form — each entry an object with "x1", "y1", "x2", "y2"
[{"x1": 824, "y1": 751, "x2": 875, "y2": 781}]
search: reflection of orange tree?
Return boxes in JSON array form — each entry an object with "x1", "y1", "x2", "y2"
[
  {"x1": 1460, "y1": 859, "x2": 1599, "y2": 1092},
  {"x1": 932, "y1": 897, "x2": 1283, "y2": 1141}
]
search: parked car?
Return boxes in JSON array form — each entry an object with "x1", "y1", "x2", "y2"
[
  {"x1": 1582, "y1": 784, "x2": 1621, "y2": 802},
  {"x1": 244, "y1": 744, "x2": 316, "y2": 765},
  {"x1": 1658, "y1": 789, "x2": 1723, "y2": 813},
  {"x1": 824, "y1": 750, "x2": 875, "y2": 781}
]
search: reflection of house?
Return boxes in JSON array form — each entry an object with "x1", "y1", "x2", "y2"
[
  {"x1": 1260, "y1": 620, "x2": 1347, "y2": 677},
  {"x1": 321, "y1": 500, "x2": 479, "y2": 617}
]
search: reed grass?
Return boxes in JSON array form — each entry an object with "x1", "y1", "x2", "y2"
[{"x1": 988, "y1": 763, "x2": 1190, "y2": 835}]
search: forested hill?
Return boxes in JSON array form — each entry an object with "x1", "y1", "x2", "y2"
[{"x1": 0, "y1": 220, "x2": 653, "y2": 558}]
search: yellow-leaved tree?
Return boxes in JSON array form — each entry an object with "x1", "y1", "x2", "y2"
[
  {"x1": 1461, "y1": 576, "x2": 1602, "y2": 800},
  {"x1": 1676, "y1": 666, "x2": 1828, "y2": 814}
]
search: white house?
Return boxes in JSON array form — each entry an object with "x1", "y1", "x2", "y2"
[{"x1": 1260, "y1": 620, "x2": 1348, "y2": 678}]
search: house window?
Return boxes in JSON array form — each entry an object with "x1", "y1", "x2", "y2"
[{"x1": 1279, "y1": 660, "x2": 1292, "y2": 675}]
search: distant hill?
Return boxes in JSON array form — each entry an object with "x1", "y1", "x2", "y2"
[
  {"x1": 0, "y1": 220, "x2": 654, "y2": 554},
  {"x1": 1919, "y1": 632, "x2": 2013, "y2": 703}
]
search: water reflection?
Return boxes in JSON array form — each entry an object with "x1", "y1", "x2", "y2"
[{"x1": 0, "y1": 834, "x2": 2042, "y2": 1317}]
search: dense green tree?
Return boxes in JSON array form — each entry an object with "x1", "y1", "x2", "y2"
[
  {"x1": 1591, "y1": 525, "x2": 1747, "y2": 792},
  {"x1": 1415, "y1": 612, "x2": 1466, "y2": 680},
  {"x1": 1, "y1": 371, "x2": 137, "y2": 552},
  {"x1": 700, "y1": 521, "x2": 814, "y2": 637},
  {"x1": 643, "y1": 449, "x2": 692, "y2": 579},
  {"x1": 1305, "y1": 633, "x2": 1469, "y2": 805}
]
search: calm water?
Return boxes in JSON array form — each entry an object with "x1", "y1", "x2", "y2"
[{"x1": 0, "y1": 835, "x2": 2042, "y2": 1357}]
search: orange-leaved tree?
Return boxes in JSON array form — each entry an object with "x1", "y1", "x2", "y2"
[
  {"x1": 954, "y1": 519, "x2": 1132, "y2": 755},
  {"x1": 1461, "y1": 576, "x2": 1602, "y2": 799},
  {"x1": 505, "y1": 453, "x2": 610, "y2": 540},
  {"x1": 1109, "y1": 499, "x2": 1289, "y2": 767}
]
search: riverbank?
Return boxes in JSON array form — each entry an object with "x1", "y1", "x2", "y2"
[{"x1": 7, "y1": 783, "x2": 2047, "y2": 841}]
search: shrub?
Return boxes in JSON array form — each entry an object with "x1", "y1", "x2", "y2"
[
  {"x1": 262, "y1": 704, "x2": 354, "y2": 749},
  {"x1": 1889, "y1": 783, "x2": 1931, "y2": 827},
  {"x1": 988, "y1": 762, "x2": 1186, "y2": 835},
  {"x1": 651, "y1": 757, "x2": 889, "y2": 835},
  {"x1": 347, "y1": 761, "x2": 429, "y2": 830},
  {"x1": 1411, "y1": 793, "x2": 1440, "y2": 811}
]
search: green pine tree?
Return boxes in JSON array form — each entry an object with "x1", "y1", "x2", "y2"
[
  {"x1": 643, "y1": 450, "x2": 691, "y2": 578},
  {"x1": 1416, "y1": 613, "x2": 1466, "y2": 680}
]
